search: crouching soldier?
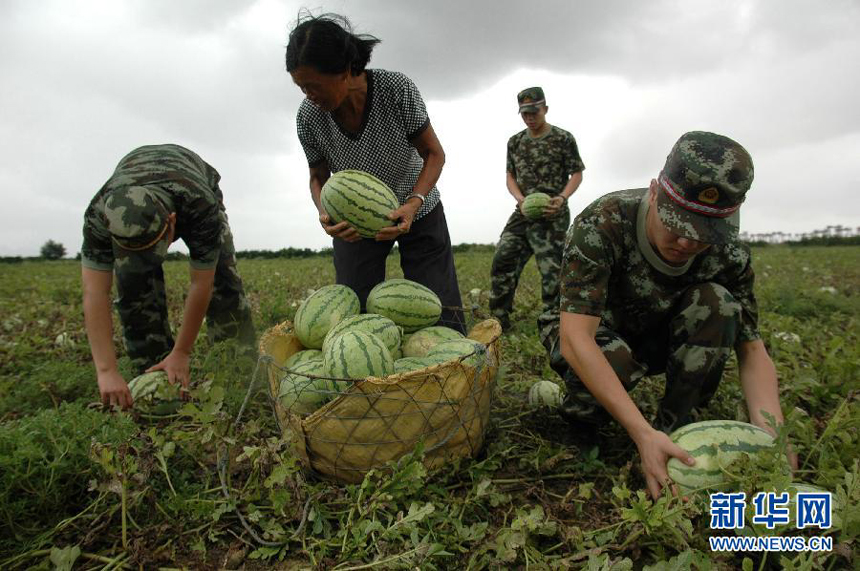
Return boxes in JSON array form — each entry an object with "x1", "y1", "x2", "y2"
[
  {"x1": 81, "y1": 144, "x2": 255, "y2": 409},
  {"x1": 544, "y1": 131, "x2": 796, "y2": 498}
]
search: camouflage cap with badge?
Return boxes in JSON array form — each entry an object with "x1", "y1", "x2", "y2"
[
  {"x1": 103, "y1": 186, "x2": 171, "y2": 267},
  {"x1": 517, "y1": 86, "x2": 546, "y2": 113},
  {"x1": 656, "y1": 131, "x2": 754, "y2": 245}
]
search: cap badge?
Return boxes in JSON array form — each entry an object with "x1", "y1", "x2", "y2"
[{"x1": 698, "y1": 187, "x2": 720, "y2": 204}]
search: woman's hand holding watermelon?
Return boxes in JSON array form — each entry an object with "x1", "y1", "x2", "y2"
[
  {"x1": 319, "y1": 212, "x2": 361, "y2": 243},
  {"x1": 376, "y1": 199, "x2": 420, "y2": 241}
]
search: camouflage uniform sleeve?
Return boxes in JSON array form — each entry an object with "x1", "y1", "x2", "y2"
[
  {"x1": 559, "y1": 213, "x2": 614, "y2": 316},
  {"x1": 80, "y1": 203, "x2": 114, "y2": 271},
  {"x1": 724, "y1": 245, "x2": 761, "y2": 342},
  {"x1": 183, "y1": 193, "x2": 222, "y2": 270},
  {"x1": 506, "y1": 135, "x2": 516, "y2": 176},
  {"x1": 563, "y1": 131, "x2": 585, "y2": 175},
  {"x1": 296, "y1": 103, "x2": 325, "y2": 168}
]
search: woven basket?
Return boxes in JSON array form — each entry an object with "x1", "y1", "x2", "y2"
[{"x1": 259, "y1": 319, "x2": 501, "y2": 483}]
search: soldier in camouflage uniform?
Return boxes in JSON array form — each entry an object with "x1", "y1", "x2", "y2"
[
  {"x1": 81, "y1": 144, "x2": 255, "y2": 409},
  {"x1": 490, "y1": 87, "x2": 584, "y2": 332},
  {"x1": 545, "y1": 131, "x2": 795, "y2": 499}
]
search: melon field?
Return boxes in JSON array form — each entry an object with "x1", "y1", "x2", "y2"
[{"x1": 0, "y1": 245, "x2": 857, "y2": 570}]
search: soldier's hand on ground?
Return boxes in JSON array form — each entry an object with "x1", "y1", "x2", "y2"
[
  {"x1": 376, "y1": 202, "x2": 419, "y2": 241},
  {"x1": 320, "y1": 212, "x2": 361, "y2": 243},
  {"x1": 146, "y1": 350, "x2": 191, "y2": 397},
  {"x1": 635, "y1": 427, "x2": 696, "y2": 500},
  {"x1": 544, "y1": 196, "x2": 565, "y2": 218},
  {"x1": 98, "y1": 369, "x2": 133, "y2": 410}
]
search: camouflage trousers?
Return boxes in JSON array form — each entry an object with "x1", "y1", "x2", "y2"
[
  {"x1": 115, "y1": 213, "x2": 255, "y2": 373},
  {"x1": 489, "y1": 207, "x2": 569, "y2": 331},
  {"x1": 544, "y1": 283, "x2": 742, "y2": 433}
]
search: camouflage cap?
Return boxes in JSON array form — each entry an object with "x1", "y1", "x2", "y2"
[
  {"x1": 656, "y1": 131, "x2": 754, "y2": 244},
  {"x1": 104, "y1": 186, "x2": 171, "y2": 264},
  {"x1": 517, "y1": 86, "x2": 546, "y2": 113}
]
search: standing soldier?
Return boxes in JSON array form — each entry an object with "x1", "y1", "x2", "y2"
[
  {"x1": 547, "y1": 131, "x2": 797, "y2": 499},
  {"x1": 489, "y1": 87, "x2": 585, "y2": 332},
  {"x1": 81, "y1": 144, "x2": 255, "y2": 409}
]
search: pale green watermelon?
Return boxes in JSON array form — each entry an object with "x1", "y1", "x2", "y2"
[
  {"x1": 426, "y1": 339, "x2": 488, "y2": 368},
  {"x1": 278, "y1": 360, "x2": 334, "y2": 415},
  {"x1": 320, "y1": 170, "x2": 399, "y2": 238},
  {"x1": 294, "y1": 284, "x2": 360, "y2": 349},
  {"x1": 128, "y1": 371, "x2": 182, "y2": 416},
  {"x1": 324, "y1": 330, "x2": 394, "y2": 380},
  {"x1": 366, "y1": 279, "x2": 442, "y2": 333},
  {"x1": 528, "y1": 380, "x2": 562, "y2": 407},
  {"x1": 322, "y1": 313, "x2": 402, "y2": 355},
  {"x1": 394, "y1": 356, "x2": 441, "y2": 373},
  {"x1": 283, "y1": 349, "x2": 323, "y2": 370},
  {"x1": 401, "y1": 325, "x2": 464, "y2": 358},
  {"x1": 522, "y1": 192, "x2": 551, "y2": 220},
  {"x1": 667, "y1": 420, "x2": 778, "y2": 492}
]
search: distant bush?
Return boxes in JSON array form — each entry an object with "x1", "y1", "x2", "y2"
[
  {"x1": 40, "y1": 240, "x2": 66, "y2": 260},
  {"x1": 789, "y1": 235, "x2": 860, "y2": 247}
]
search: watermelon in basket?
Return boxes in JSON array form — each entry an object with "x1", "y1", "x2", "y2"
[{"x1": 259, "y1": 317, "x2": 501, "y2": 483}]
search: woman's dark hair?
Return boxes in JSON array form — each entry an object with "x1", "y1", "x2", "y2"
[{"x1": 286, "y1": 12, "x2": 381, "y2": 76}]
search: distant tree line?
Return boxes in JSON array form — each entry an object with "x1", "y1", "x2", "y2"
[{"x1": 2, "y1": 236, "x2": 855, "y2": 265}]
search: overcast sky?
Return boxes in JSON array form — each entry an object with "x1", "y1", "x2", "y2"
[{"x1": 1, "y1": 0, "x2": 858, "y2": 256}]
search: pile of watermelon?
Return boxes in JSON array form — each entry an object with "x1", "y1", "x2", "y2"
[{"x1": 279, "y1": 278, "x2": 487, "y2": 415}]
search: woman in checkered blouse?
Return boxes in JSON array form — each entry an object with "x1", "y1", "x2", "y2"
[{"x1": 286, "y1": 13, "x2": 465, "y2": 333}]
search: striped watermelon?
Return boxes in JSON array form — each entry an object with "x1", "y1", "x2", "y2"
[
  {"x1": 784, "y1": 483, "x2": 839, "y2": 528},
  {"x1": 324, "y1": 330, "x2": 394, "y2": 380},
  {"x1": 667, "y1": 420, "x2": 777, "y2": 492},
  {"x1": 128, "y1": 371, "x2": 182, "y2": 416},
  {"x1": 284, "y1": 349, "x2": 323, "y2": 370},
  {"x1": 294, "y1": 284, "x2": 360, "y2": 349},
  {"x1": 528, "y1": 380, "x2": 562, "y2": 407},
  {"x1": 322, "y1": 313, "x2": 402, "y2": 355},
  {"x1": 394, "y1": 356, "x2": 440, "y2": 373},
  {"x1": 366, "y1": 279, "x2": 442, "y2": 333},
  {"x1": 522, "y1": 192, "x2": 551, "y2": 220},
  {"x1": 320, "y1": 170, "x2": 399, "y2": 238},
  {"x1": 426, "y1": 339, "x2": 488, "y2": 368},
  {"x1": 402, "y1": 326, "x2": 464, "y2": 358},
  {"x1": 278, "y1": 360, "x2": 333, "y2": 415}
]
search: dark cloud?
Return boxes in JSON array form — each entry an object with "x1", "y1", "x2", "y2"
[{"x1": 344, "y1": 0, "x2": 859, "y2": 99}]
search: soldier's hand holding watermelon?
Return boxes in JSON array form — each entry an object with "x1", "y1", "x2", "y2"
[
  {"x1": 145, "y1": 349, "x2": 191, "y2": 396},
  {"x1": 97, "y1": 369, "x2": 134, "y2": 410},
  {"x1": 633, "y1": 426, "x2": 696, "y2": 500},
  {"x1": 543, "y1": 195, "x2": 566, "y2": 218}
]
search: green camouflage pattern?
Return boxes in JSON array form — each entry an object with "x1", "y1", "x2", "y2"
[
  {"x1": 82, "y1": 144, "x2": 224, "y2": 272},
  {"x1": 657, "y1": 131, "x2": 754, "y2": 244},
  {"x1": 117, "y1": 205, "x2": 255, "y2": 373},
  {"x1": 103, "y1": 186, "x2": 168, "y2": 248},
  {"x1": 489, "y1": 205, "x2": 570, "y2": 332},
  {"x1": 517, "y1": 86, "x2": 546, "y2": 113},
  {"x1": 82, "y1": 145, "x2": 254, "y2": 371},
  {"x1": 557, "y1": 188, "x2": 760, "y2": 343},
  {"x1": 543, "y1": 186, "x2": 762, "y2": 432},
  {"x1": 490, "y1": 124, "x2": 584, "y2": 330},
  {"x1": 505, "y1": 125, "x2": 584, "y2": 198},
  {"x1": 546, "y1": 281, "x2": 742, "y2": 432}
]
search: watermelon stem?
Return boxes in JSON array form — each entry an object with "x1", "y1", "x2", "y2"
[{"x1": 801, "y1": 394, "x2": 850, "y2": 471}]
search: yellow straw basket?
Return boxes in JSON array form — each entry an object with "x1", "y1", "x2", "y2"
[{"x1": 259, "y1": 319, "x2": 501, "y2": 483}]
